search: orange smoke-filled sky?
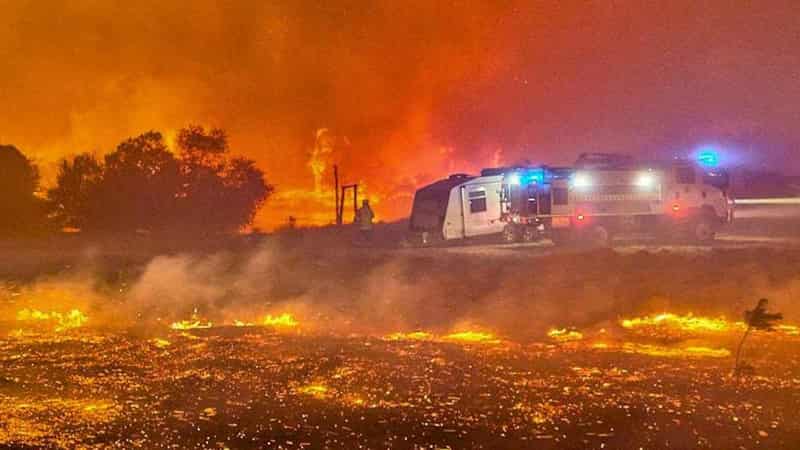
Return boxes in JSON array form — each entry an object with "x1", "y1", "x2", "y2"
[{"x1": 2, "y1": 1, "x2": 799, "y2": 229}]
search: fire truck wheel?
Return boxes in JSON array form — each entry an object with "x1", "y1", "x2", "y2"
[
  {"x1": 549, "y1": 230, "x2": 573, "y2": 246},
  {"x1": 587, "y1": 225, "x2": 612, "y2": 247},
  {"x1": 502, "y1": 225, "x2": 519, "y2": 243},
  {"x1": 522, "y1": 226, "x2": 538, "y2": 242},
  {"x1": 693, "y1": 218, "x2": 716, "y2": 243}
]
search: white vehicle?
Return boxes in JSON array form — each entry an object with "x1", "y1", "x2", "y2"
[
  {"x1": 502, "y1": 154, "x2": 733, "y2": 245},
  {"x1": 409, "y1": 172, "x2": 505, "y2": 242}
]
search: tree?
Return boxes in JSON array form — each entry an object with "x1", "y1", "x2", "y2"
[
  {"x1": 45, "y1": 127, "x2": 272, "y2": 235},
  {"x1": 47, "y1": 153, "x2": 103, "y2": 229},
  {"x1": 95, "y1": 131, "x2": 181, "y2": 232},
  {"x1": 175, "y1": 125, "x2": 272, "y2": 233},
  {"x1": 0, "y1": 145, "x2": 45, "y2": 236},
  {"x1": 734, "y1": 298, "x2": 783, "y2": 377}
]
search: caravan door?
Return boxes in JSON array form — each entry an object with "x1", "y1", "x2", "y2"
[{"x1": 461, "y1": 178, "x2": 504, "y2": 237}]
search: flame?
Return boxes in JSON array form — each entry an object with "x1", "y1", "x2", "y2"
[
  {"x1": 621, "y1": 313, "x2": 736, "y2": 333},
  {"x1": 777, "y1": 324, "x2": 800, "y2": 336},
  {"x1": 169, "y1": 318, "x2": 212, "y2": 330},
  {"x1": 262, "y1": 313, "x2": 298, "y2": 328},
  {"x1": 384, "y1": 331, "x2": 434, "y2": 341},
  {"x1": 547, "y1": 328, "x2": 584, "y2": 342},
  {"x1": 443, "y1": 331, "x2": 499, "y2": 344},
  {"x1": 16, "y1": 308, "x2": 88, "y2": 332},
  {"x1": 620, "y1": 312, "x2": 800, "y2": 338},
  {"x1": 233, "y1": 320, "x2": 254, "y2": 327},
  {"x1": 309, "y1": 128, "x2": 334, "y2": 193},
  {"x1": 622, "y1": 342, "x2": 731, "y2": 358}
]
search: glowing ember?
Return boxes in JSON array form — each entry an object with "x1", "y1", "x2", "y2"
[
  {"x1": 384, "y1": 331, "x2": 434, "y2": 341},
  {"x1": 443, "y1": 331, "x2": 499, "y2": 344},
  {"x1": 547, "y1": 328, "x2": 584, "y2": 342},
  {"x1": 150, "y1": 338, "x2": 171, "y2": 348},
  {"x1": 622, "y1": 342, "x2": 731, "y2": 358},
  {"x1": 261, "y1": 313, "x2": 298, "y2": 328},
  {"x1": 777, "y1": 324, "x2": 800, "y2": 336},
  {"x1": 297, "y1": 383, "x2": 330, "y2": 399},
  {"x1": 233, "y1": 320, "x2": 253, "y2": 327},
  {"x1": 346, "y1": 395, "x2": 366, "y2": 407},
  {"x1": 16, "y1": 308, "x2": 88, "y2": 332},
  {"x1": 621, "y1": 313, "x2": 735, "y2": 333}
]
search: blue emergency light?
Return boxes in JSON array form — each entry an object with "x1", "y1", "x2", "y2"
[
  {"x1": 507, "y1": 168, "x2": 546, "y2": 186},
  {"x1": 696, "y1": 148, "x2": 720, "y2": 168}
]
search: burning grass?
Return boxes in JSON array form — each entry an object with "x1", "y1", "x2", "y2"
[
  {"x1": 442, "y1": 331, "x2": 500, "y2": 344},
  {"x1": 170, "y1": 318, "x2": 213, "y2": 330},
  {"x1": 620, "y1": 313, "x2": 735, "y2": 334},
  {"x1": 261, "y1": 313, "x2": 299, "y2": 328},
  {"x1": 384, "y1": 331, "x2": 434, "y2": 341},
  {"x1": 621, "y1": 342, "x2": 732, "y2": 359},
  {"x1": 15, "y1": 308, "x2": 88, "y2": 332},
  {"x1": 547, "y1": 328, "x2": 584, "y2": 342}
]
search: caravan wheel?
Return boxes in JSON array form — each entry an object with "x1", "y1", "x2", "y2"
[
  {"x1": 693, "y1": 218, "x2": 716, "y2": 243},
  {"x1": 522, "y1": 226, "x2": 539, "y2": 242},
  {"x1": 502, "y1": 225, "x2": 520, "y2": 243}
]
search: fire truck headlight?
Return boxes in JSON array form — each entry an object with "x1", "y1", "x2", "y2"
[
  {"x1": 571, "y1": 173, "x2": 592, "y2": 189},
  {"x1": 507, "y1": 173, "x2": 521, "y2": 185},
  {"x1": 634, "y1": 172, "x2": 657, "y2": 189}
]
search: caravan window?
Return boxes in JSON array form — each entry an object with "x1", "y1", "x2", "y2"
[{"x1": 468, "y1": 190, "x2": 487, "y2": 213}]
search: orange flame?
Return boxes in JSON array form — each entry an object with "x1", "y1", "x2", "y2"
[
  {"x1": 547, "y1": 328, "x2": 584, "y2": 342},
  {"x1": 443, "y1": 331, "x2": 500, "y2": 344},
  {"x1": 620, "y1": 313, "x2": 736, "y2": 333},
  {"x1": 384, "y1": 331, "x2": 434, "y2": 341},
  {"x1": 261, "y1": 313, "x2": 299, "y2": 328},
  {"x1": 16, "y1": 308, "x2": 88, "y2": 332}
]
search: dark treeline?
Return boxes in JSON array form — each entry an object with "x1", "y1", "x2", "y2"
[{"x1": 0, "y1": 126, "x2": 272, "y2": 237}]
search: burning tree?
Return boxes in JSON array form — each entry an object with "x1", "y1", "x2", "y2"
[{"x1": 734, "y1": 298, "x2": 783, "y2": 377}]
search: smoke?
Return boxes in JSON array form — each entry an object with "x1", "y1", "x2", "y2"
[
  {"x1": 4, "y1": 1, "x2": 800, "y2": 229},
  {"x1": 3, "y1": 234, "x2": 800, "y2": 340}
]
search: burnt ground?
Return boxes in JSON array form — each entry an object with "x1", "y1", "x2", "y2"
[
  {"x1": 0, "y1": 326, "x2": 799, "y2": 449},
  {"x1": 1, "y1": 205, "x2": 800, "y2": 449}
]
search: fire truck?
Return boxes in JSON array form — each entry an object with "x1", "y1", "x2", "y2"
[{"x1": 500, "y1": 153, "x2": 733, "y2": 245}]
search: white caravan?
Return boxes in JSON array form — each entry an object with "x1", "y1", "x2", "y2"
[{"x1": 409, "y1": 173, "x2": 505, "y2": 242}]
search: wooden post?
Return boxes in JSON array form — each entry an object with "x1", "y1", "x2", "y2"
[
  {"x1": 353, "y1": 184, "x2": 358, "y2": 220},
  {"x1": 334, "y1": 165, "x2": 341, "y2": 225}
]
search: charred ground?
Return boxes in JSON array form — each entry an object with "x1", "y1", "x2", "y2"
[{"x1": 2, "y1": 212, "x2": 800, "y2": 448}]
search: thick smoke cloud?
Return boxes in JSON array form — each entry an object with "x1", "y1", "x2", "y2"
[{"x1": 2, "y1": 1, "x2": 799, "y2": 228}]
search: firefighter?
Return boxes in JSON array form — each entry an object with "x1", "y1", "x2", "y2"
[{"x1": 355, "y1": 199, "x2": 374, "y2": 241}]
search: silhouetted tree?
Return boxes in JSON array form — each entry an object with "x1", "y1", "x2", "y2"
[
  {"x1": 46, "y1": 127, "x2": 271, "y2": 235},
  {"x1": 734, "y1": 298, "x2": 783, "y2": 377},
  {"x1": 176, "y1": 125, "x2": 272, "y2": 233},
  {"x1": 94, "y1": 131, "x2": 181, "y2": 232},
  {"x1": 47, "y1": 153, "x2": 103, "y2": 229},
  {"x1": 0, "y1": 145, "x2": 45, "y2": 236}
]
